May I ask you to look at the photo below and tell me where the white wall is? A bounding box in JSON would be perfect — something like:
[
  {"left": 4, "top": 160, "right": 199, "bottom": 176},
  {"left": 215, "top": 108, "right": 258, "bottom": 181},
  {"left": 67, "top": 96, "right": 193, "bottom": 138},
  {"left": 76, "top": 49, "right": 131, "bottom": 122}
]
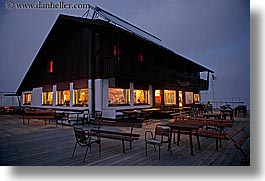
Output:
[
  {"left": 52, "top": 85, "right": 56, "bottom": 106},
  {"left": 69, "top": 82, "right": 73, "bottom": 107},
  {"left": 102, "top": 79, "right": 109, "bottom": 110},
  {"left": 95, "top": 79, "right": 103, "bottom": 111},
  {"left": 129, "top": 82, "right": 134, "bottom": 106},
  {"left": 31, "top": 87, "right": 42, "bottom": 107},
  {"left": 149, "top": 85, "right": 153, "bottom": 107},
  {"left": 88, "top": 79, "right": 92, "bottom": 112}
]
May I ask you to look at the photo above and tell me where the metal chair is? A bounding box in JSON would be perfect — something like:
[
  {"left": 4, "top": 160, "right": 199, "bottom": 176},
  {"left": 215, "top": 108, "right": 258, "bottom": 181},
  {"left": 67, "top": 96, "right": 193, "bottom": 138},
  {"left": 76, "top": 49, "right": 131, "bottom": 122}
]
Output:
[
  {"left": 145, "top": 125, "right": 172, "bottom": 160},
  {"left": 72, "top": 127, "right": 101, "bottom": 162},
  {"left": 77, "top": 109, "right": 90, "bottom": 126},
  {"left": 89, "top": 111, "right": 102, "bottom": 125}
]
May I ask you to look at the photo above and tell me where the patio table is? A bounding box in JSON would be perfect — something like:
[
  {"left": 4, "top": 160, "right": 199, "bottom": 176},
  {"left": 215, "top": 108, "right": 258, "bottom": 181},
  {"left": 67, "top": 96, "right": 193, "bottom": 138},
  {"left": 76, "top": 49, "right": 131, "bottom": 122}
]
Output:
[
  {"left": 203, "top": 113, "right": 221, "bottom": 119},
  {"left": 163, "top": 122, "right": 203, "bottom": 156}
]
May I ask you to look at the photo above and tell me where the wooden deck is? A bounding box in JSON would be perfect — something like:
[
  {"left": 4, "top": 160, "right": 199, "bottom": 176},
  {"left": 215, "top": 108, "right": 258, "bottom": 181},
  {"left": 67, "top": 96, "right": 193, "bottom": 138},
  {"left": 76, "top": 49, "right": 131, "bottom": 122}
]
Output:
[{"left": 0, "top": 114, "right": 250, "bottom": 166}]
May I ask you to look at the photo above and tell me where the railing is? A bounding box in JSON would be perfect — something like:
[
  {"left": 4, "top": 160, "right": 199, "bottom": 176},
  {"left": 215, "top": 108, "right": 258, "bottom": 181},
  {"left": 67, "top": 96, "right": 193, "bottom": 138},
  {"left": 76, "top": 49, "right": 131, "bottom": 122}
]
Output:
[
  {"left": 0, "top": 92, "right": 19, "bottom": 107},
  {"left": 96, "top": 57, "right": 209, "bottom": 90},
  {"left": 211, "top": 97, "right": 245, "bottom": 109}
]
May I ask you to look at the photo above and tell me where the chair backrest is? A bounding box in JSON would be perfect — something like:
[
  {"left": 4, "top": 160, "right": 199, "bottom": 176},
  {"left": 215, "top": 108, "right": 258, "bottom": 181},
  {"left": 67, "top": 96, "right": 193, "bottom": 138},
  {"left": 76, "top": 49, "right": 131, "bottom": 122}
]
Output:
[
  {"left": 83, "top": 109, "right": 90, "bottom": 118},
  {"left": 94, "top": 111, "right": 102, "bottom": 121},
  {"left": 73, "top": 127, "right": 88, "bottom": 146},
  {"left": 155, "top": 126, "right": 170, "bottom": 139}
]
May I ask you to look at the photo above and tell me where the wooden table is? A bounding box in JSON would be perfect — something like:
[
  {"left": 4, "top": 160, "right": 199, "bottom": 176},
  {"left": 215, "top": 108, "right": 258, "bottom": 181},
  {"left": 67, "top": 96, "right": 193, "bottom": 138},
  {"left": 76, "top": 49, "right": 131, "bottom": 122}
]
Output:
[
  {"left": 141, "top": 108, "right": 162, "bottom": 118},
  {"left": 164, "top": 122, "right": 203, "bottom": 156},
  {"left": 183, "top": 107, "right": 193, "bottom": 111},
  {"left": 219, "top": 109, "right": 234, "bottom": 120},
  {"left": 203, "top": 113, "right": 221, "bottom": 119},
  {"left": 234, "top": 106, "right": 247, "bottom": 117},
  {"left": 121, "top": 110, "right": 140, "bottom": 119},
  {"left": 141, "top": 108, "right": 161, "bottom": 112}
]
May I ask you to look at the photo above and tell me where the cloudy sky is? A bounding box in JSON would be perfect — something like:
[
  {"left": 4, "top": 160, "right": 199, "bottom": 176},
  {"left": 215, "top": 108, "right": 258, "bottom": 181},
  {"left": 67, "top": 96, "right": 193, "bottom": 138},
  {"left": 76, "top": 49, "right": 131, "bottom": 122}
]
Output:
[{"left": 0, "top": 0, "right": 250, "bottom": 107}]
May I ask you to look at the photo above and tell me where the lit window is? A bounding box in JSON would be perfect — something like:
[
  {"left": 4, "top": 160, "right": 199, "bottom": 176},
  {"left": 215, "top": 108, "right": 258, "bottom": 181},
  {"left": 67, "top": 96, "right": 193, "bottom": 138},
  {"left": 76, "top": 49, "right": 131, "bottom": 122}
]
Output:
[
  {"left": 178, "top": 91, "right": 183, "bottom": 107},
  {"left": 138, "top": 53, "right": 143, "bottom": 62},
  {"left": 73, "top": 89, "right": 88, "bottom": 106},
  {"left": 56, "top": 90, "right": 70, "bottom": 106},
  {"left": 164, "top": 90, "right": 176, "bottom": 105},
  {"left": 194, "top": 93, "right": 200, "bottom": 104},
  {"left": 23, "top": 93, "right": 31, "bottom": 105},
  {"left": 48, "top": 60, "right": 53, "bottom": 73},
  {"left": 108, "top": 88, "right": 130, "bottom": 106},
  {"left": 134, "top": 90, "right": 149, "bottom": 105},
  {"left": 113, "top": 45, "right": 117, "bottom": 56},
  {"left": 113, "top": 45, "right": 120, "bottom": 60},
  {"left": 185, "top": 91, "right": 194, "bottom": 104},
  {"left": 42, "top": 92, "right": 53, "bottom": 105},
  {"left": 155, "top": 90, "right": 162, "bottom": 106}
]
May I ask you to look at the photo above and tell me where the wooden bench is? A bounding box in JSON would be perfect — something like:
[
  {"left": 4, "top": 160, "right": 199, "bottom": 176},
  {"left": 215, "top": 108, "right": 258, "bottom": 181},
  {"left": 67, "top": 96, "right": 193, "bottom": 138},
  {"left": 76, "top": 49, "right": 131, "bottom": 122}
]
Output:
[
  {"left": 0, "top": 106, "right": 5, "bottom": 114},
  {"left": 22, "top": 109, "right": 56, "bottom": 125},
  {"left": 90, "top": 120, "right": 142, "bottom": 153},
  {"left": 55, "top": 111, "right": 86, "bottom": 126},
  {"left": 170, "top": 110, "right": 199, "bottom": 118},
  {"left": 172, "top": 118, "right": 245, "bottom": 151},
  {"left": 0, "top": 106, "right": 16, "bottom": 114}
]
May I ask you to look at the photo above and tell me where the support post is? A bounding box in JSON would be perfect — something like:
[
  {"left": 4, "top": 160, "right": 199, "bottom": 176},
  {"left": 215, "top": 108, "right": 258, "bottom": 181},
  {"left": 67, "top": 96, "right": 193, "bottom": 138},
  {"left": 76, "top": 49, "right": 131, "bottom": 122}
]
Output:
[
  {"left": 88, "top": 29, "right": 96, "bottom": 115},
  {"left": 70, "top": 82, "right": 73, "bottom": 107},
  {"left": 52, "top": 85, "right": 56, "bottom": 107}
]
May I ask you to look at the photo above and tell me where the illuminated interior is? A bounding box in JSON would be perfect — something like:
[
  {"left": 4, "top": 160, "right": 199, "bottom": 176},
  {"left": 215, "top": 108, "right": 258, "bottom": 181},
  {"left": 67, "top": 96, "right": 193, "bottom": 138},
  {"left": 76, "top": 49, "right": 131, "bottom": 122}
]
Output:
[
  {"left": 57, "top": 90, "right": 70, "bottom": 106},
  {"left": 74, "top": 88, "right": 88, "bottom": 106},
  {"left": 178, "top": 91, "right": 183, "bottom": 107},
  {"left": 138, "top": 53, "right": 143, "bottom": 62},
  {"left": 113, "top": 45, "right": 117, "bottom": 56},
  {"left": 194, "top": 93, "right": 200, "bottom": 104},
  {"left": 113, "top": 45, "right": 120, "bottom": 60},
  {"left": 134, "top": 90, "right": 149, "bottom": 105},
  {"left": 108, "top": 88, "right": 130, "bottom": 106},
  {"left": 42, "top": 92, "right": 53, "bottom": 105},
  {"left": 23, "top": 93, "right": 31, "bottom": 105},
  {"left": 185, "top": 91, "right": 194, "bottom": 104},
  {"left": 155, "top": 90, "right": 162, "bottom": 106},
  {"left": 164, "top": 90, "right": 176, "bottom": 105},
  {"left": 48, "top": 60, "right": 53, "bottom": 73}
]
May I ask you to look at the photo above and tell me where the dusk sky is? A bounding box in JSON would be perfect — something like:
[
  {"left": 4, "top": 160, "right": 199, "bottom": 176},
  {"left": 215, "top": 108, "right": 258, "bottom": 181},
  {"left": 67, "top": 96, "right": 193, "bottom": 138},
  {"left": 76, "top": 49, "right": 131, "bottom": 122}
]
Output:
[{"left": 0, "top": 0, "right": 250, "bottom": 108}]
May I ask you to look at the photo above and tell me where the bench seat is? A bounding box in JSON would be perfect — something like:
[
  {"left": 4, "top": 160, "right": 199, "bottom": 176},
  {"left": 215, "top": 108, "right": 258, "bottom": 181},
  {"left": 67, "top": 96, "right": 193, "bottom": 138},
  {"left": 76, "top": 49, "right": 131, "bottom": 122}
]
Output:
[
  {"left": 90, "top": 120, "right": 142, "bottom": 153},
  {"left": 22, "top": 113, "right": 55, "bottom": 125},
  {"left": 90, "top": 129, "right": 140, "bottom": 142}
]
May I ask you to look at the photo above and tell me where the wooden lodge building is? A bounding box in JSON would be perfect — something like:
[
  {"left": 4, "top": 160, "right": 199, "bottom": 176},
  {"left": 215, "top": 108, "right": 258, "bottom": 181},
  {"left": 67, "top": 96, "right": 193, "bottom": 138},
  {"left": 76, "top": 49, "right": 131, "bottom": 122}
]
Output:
[{"left": 17, "top": 9, "right": 213, "bottom": 119}]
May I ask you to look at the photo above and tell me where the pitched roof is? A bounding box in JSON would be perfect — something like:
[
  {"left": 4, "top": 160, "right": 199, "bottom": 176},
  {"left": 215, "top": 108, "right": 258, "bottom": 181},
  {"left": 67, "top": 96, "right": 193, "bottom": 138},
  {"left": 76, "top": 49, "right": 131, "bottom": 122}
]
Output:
[
  {"left": 62, "top": 14, "right": 214, "bottom": 73},
  {"left": 17, "top": 14, "right": 213, "bottom": 95}
]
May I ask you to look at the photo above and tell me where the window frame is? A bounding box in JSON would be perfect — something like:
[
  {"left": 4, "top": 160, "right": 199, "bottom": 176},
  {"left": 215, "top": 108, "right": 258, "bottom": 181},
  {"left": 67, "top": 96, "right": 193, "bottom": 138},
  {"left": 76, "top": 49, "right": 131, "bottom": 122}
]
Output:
[
  {"left": 164, "top": 90, "right": 177, "bottom": 105},
  {"left": 56, "top": 90, "right": 70, "bottom": 106},
  {"left": 23, "top": 93, "right": 31, "bottom": 105},
  {"left": 73, "top": 88, "right": 89, "bottom": 107},
  {"left": 108, "top": 88, "right": 130, "bottom": 107},
  {"left": 42, "top": 91, "right": 53, "bottom": 105},
  {"left": 185, "top": 91, "right": 194, "bottom": 105},
  {"left": 133, "top": 89, "right": 150, "bottom": 106}
]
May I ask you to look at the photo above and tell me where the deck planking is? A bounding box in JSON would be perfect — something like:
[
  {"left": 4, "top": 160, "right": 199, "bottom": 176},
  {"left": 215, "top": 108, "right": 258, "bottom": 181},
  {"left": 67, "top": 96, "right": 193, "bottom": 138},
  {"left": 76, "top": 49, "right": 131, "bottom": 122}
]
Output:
[{"left": 0, "top": 114, "right": 250, "bottom": 166}]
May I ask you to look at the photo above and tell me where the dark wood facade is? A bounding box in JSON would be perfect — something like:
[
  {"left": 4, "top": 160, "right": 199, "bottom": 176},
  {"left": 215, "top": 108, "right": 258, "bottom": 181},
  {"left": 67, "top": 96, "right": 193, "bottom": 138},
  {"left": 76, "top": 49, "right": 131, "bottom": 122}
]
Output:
[{"left": 17, "top": 14, "right": 213, "bottom": 95}]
